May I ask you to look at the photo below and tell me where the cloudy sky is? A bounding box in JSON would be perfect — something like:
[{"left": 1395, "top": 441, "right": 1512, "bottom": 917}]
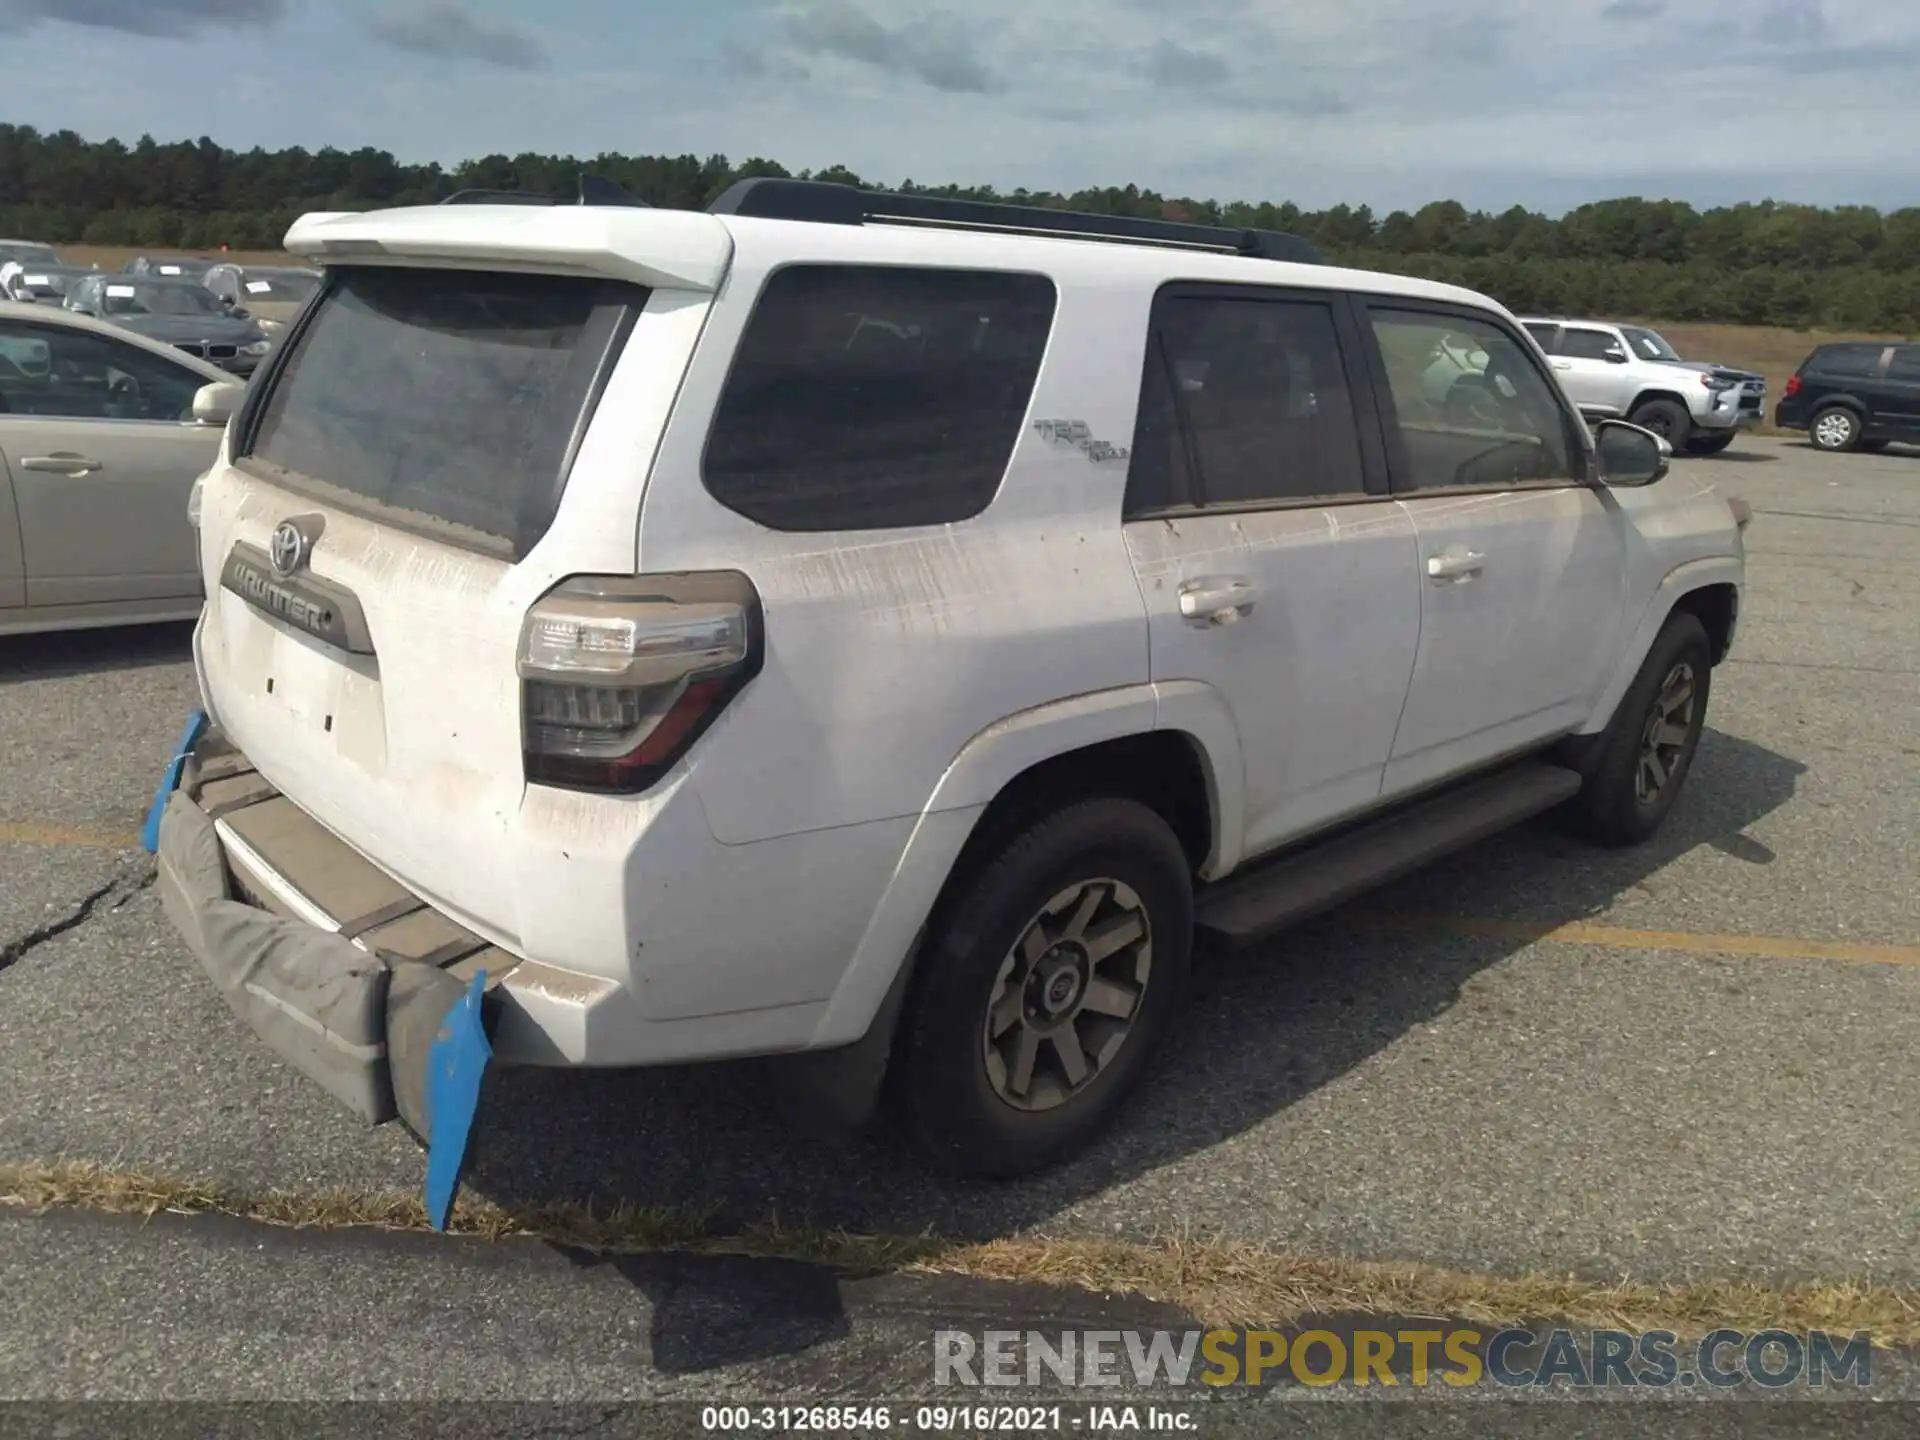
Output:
[{"left": 1, "top": 0, "right": 1915, "bottom": 214}]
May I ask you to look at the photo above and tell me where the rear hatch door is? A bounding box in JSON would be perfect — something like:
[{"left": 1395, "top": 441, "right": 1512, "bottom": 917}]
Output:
[{"left": 194, "top": 206, "right": 730, "bottom": 942}]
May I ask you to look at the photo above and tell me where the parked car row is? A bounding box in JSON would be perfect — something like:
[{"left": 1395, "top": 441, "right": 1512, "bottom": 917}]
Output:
[{"left": 0, "top": 240, "right": 320, "bottom": 378}]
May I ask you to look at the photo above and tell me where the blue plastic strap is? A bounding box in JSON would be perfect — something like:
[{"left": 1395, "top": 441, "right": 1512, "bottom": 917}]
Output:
[
  {"left": 141, "top": 709, "right": 209, "bottom": 854},
  {"left": 424, "top": 971, "right": 492, "bottom": 1232}
]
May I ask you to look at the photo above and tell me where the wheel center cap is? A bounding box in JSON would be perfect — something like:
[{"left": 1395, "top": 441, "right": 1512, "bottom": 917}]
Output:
[{"left": 1030, "top": 945, "right": 1087, "bottom": 1018}]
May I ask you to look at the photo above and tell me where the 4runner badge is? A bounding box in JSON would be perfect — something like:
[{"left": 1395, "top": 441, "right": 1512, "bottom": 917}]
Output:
[{"left": 1034, "top": 418, "right": 1131, "bottom": 464}]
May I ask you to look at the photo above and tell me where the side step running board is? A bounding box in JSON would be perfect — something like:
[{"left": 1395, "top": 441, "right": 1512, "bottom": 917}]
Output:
[{"left": 1194, "top": 761, "right": 1584, "bottom": 949}]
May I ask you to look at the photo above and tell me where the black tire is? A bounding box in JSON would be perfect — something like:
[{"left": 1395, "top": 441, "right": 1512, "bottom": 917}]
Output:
[
  {"left": 1809, "top": 404, "right": 1863, "bottom": 452},
  {"left": 1685, "top": 432, "right": 1736, "bottom": 456},
  {"left": 1628, "top": 397, "right": 1692, "bottom": 450},
  {"left": 893, "top": 798, "right": 1192, "bottom": 1179},
  {"left": 1564, "top": 611, "right": 1713, "bottom": 848}
]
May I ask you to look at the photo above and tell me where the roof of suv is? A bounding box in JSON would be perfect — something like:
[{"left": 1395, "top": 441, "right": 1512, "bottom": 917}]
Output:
[{"left": 283, "top": 183, "right": 1506, "bottom": 318}]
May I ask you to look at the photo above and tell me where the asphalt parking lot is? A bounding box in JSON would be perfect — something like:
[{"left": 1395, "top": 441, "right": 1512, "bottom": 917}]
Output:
[{"left": 2, "top": 433, "right": 1918, "bottom": 1407}]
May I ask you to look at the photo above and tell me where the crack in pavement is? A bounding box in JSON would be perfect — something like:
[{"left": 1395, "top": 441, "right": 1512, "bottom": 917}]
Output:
[{"left": 0, "top": 860, "right": 156, "bottom": 976}]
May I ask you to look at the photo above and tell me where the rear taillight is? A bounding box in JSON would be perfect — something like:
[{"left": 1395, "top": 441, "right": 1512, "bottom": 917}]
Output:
[
  {"left": 518, "top": 572, "right": 763, "bottom": 795},
  {"left": 1783, "top": 374, "right": 1803, "bottom": 398}
]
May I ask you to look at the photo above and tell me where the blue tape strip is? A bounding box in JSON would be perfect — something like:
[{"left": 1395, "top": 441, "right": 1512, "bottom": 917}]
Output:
[
  {"left": 141, "top": 709, "right": 209, "bottom": 854},
  {"left": 424, "top": 971, "right": 492, "bottom": 1233}
]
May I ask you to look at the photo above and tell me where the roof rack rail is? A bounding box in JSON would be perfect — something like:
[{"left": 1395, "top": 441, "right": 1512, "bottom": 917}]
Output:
[
  {"left": 707, "top": 178, "right": 1322, "bottom": 264},
  {"left": 440, "top": 175, "right": 651, "bottom": 208}
]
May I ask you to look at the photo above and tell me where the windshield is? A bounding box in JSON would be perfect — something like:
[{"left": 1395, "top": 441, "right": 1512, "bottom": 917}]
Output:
[
  {"left": 18, "top": 268, "right": 86, "bottom": 295},
  {"left": 142, "top": 258, "right": 215, "bottom": 278},
  {"left": 1619, "top": 326, "right": 1681, "bottom": 361},
  {"left": 238, "top": 270, "right": 321, "bottom": 303},
  {"left": 0, "top": 242, "right": 60, "bottom": 265},
  {"left": 99, "top": 281, "right": 226, "bottom": 317}
]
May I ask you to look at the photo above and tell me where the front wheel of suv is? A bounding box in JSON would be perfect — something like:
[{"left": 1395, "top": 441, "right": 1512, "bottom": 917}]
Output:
[
  {"left": 1563, "top": 610, "right": 1712, "bottom": 849},
  {"left": 894, "top": 798, "right": 1192, "bottom": 1179},
  {"left": 1628, "top": 397, "right": 1692, "bottom": 450},
  {"left": 1810, "top": 405, "right": 1863, "bottom": 452}
]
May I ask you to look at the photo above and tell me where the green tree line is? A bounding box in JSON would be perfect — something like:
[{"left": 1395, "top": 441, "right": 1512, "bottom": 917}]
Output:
[{"left": 2, "top": 125, "right": 1916, "bottom": 331}]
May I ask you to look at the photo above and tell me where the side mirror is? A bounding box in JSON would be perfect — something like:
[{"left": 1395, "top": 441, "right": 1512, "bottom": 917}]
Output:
[
  {"left": 1603, "top": 348, "right": 1629, "bottom": 364},
  {"left": 192, "top": 381, "right": 243, "bottom": 428},
  {"left": 1595, "top": 419, "right": 1671, "bottom": 487},
  {"left": 230, "top": 307, "right": 251, "bottom": 320}
]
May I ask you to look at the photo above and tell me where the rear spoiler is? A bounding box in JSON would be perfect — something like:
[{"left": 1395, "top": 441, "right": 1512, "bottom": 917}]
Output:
[{"left": 282, "top": 202, "right": 732, "bottom": 293}]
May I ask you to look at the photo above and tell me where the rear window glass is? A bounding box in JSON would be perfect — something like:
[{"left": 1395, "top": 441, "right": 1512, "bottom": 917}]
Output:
[
  {"left": 243, "top": 267, "right": 642, "bottom": 558},
  {"left": 703, "top": 264, "right": 1058, "bottom": 532},
  {"left": 1888, "top": 346, "right": 1920, "bottom": 381},
  {"left": 1811, "top": 345, "right": 1882, "bottom": 379}
]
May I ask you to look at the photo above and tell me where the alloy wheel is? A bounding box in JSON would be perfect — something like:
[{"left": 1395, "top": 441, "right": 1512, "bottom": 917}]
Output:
[
  {"left": 1813, "top": 412, "right": 1855, "bottom": 449},
  {"left": 981, "top": 878, "right": 1152, "bottom": 1113},
  {"left": 1635, "top": 662, "right": 1697, "bottom": 805}
]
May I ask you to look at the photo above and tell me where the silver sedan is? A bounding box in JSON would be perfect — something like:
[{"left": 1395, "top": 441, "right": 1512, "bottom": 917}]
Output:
[{"left": 0, "top": 301, "right": 242, "bottom": 635}]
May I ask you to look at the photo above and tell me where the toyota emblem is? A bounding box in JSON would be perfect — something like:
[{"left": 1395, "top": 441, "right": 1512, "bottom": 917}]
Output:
[{"left": 268, "top": 519, "right": 312, "bottom": 579}]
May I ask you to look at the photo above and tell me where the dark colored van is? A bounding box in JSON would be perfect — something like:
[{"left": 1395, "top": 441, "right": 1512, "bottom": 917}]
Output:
[{"left": 1773, "top": 342, "right": 1920, "bottom": 452}]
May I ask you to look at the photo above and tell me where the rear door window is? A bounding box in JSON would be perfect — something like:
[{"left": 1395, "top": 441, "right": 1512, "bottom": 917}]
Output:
[
  {"left": 1522, "top": 323, "right": 1560, "bottom": 352},
  {"left": 1125, "top": 291, "right": 1370, "bottom": 514},
  {"left": 239, "top": 266, "right": 645, "bottom": 559},
  {"left": 1886, "top": 346, "right": 1920, "bottom": 382},
  {"left": 702, "top": 264, "right": 1058, "bottom": 532},
  {"left": 1557, "top": 327, "right": 1626, "bottom": 362},
  {"left": 1812, "top": 345, "right": 1884, "bottom": 379}
]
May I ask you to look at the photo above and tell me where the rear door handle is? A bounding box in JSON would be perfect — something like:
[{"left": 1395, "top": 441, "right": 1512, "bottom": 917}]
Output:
[
  {"left": 1427, "top": 551, "right": 1486, "bottom": 582},
  {"left": 1178, "top": 575, "right": 1256, "bottom": 626},
  {"left": 21, "top": 453, "right": 104, "bottom": 475},
  {"left": 1551, "top": 360, "right": 1574, "bottom": 371}
]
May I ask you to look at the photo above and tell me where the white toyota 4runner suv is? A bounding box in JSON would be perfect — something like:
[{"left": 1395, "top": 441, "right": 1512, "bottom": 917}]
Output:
[
  {"left": 153, "top": 179, "right": 1749, "bottom": 1183},
  {"left": 1513, "top": 318, "right": 1767, "bottom": 456}
]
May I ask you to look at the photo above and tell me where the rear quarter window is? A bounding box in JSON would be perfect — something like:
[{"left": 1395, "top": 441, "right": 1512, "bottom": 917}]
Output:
[
  {"left": 1809, "top": 345, "right": 1883, "bottom": 380},
  {"left": 239, "top": 266, "right": 644, "bottom": 560},
  {"left": 702, "top": 264, "right": 1058, "bottom": 532}
]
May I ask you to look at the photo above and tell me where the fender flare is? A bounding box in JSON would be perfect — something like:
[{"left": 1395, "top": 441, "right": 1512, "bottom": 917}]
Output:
[
  {"left": 1577, "top": 556, "right": 1743, "bottom": 736},
  {"left": 1626, "top": 387, "right": 1699, "bottom": 420},
  {"left": 807, "top": 680, "right": 1244, "bottom": 1050}
]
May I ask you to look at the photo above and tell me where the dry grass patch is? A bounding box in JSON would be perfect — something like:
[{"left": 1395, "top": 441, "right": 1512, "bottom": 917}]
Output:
[{"left": 4, "top": 1160, "right": 1914, "bottom": 1344}]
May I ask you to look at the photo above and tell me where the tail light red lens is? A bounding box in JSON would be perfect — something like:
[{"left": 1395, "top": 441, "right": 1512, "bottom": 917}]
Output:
[
  {"left": 517, "top": 572, "right": 763, "bottom": 794},
  {"left": 1783, "top": 374, "right": 1803, "bottom": 398}
]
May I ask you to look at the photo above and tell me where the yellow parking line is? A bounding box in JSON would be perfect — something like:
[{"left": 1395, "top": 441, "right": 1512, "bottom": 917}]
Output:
[
  {"left": 0, "top": 821, "right": 142, "bottom": 851},
  {"left": 1370, "top": 914, "right": 1920, "bottom": 969}
]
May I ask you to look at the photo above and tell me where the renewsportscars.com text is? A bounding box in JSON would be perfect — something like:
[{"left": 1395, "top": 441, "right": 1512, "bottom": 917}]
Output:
[{"left": 933, "top": 1326, "right": 1873, "bottom": 1391}]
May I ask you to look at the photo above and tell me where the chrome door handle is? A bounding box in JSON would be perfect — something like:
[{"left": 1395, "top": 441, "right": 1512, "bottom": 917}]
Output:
[
  {"left": 21, "top": 453, "right": 103, "bottom": 474},
  {"left": 1178, "top": 575, "right": 1256, "bottom": 626},
  {"left": 1551, "top": 360, "right": 1574, "bottom": 371},
  {"left": 1427, "top": 551, "right": 1486, "bottom": 582}
]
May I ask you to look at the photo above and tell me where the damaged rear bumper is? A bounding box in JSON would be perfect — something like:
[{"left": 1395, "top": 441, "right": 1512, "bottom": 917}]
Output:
[{"left": 153, "top": 725, "right": 520, "bottom": 1137}]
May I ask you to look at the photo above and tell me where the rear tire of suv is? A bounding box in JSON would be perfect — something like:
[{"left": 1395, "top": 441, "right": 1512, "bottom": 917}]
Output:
[
  {"left": 1628, "top": 398, "right": 1692, "bottom": 450},
  {"left": 1685, "top": 432, "right": 1735, "bottom": 456},
  {"left": 894, "top": 798, "right": 1193, "bottom": 1179},
  {"left": 1564, "top": 611, "right": 1712, "bottom": 849},
  {"left": 1809, "top": 405, "right": 1862, "bottom": 452}
]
